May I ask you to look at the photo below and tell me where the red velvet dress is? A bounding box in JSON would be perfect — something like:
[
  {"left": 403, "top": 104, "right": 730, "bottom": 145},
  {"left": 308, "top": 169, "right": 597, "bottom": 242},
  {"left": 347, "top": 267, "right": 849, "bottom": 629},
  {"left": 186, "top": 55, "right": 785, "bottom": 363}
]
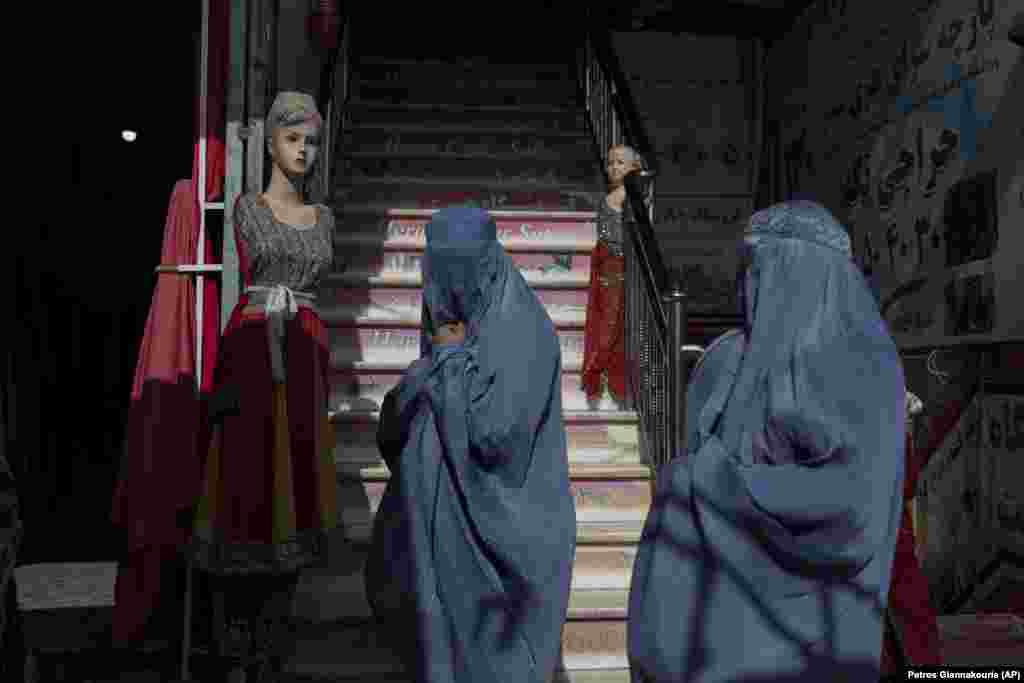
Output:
[
  {"left": 582, "top": 200, "right": 627, "bottom": 402},
  {"left": 880, "top": 429, "right": 942, "bottom": 671}
]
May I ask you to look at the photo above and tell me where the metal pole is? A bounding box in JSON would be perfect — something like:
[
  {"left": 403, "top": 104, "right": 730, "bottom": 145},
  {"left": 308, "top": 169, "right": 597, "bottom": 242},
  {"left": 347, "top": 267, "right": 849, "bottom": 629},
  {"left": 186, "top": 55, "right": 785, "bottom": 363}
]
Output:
[{"left": 663, "top": 280, "right": 688, "bottom": 467}]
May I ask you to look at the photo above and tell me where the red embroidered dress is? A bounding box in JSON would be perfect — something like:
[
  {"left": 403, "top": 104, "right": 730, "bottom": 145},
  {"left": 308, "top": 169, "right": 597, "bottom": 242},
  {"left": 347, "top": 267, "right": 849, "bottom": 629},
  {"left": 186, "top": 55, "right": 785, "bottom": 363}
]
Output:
[
  {"left": 190, "top": 192, "right": 338, "bottom": 574},
  {"left": 582, "top": 199, "right": 627, "bottom": 403}
]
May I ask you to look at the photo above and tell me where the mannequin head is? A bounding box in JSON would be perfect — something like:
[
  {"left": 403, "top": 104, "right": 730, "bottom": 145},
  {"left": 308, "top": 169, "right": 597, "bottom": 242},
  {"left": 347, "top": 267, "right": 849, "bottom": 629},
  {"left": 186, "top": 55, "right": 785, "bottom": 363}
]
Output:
[
  {"left": 606, "top": 145, "right": 643, "bottom": 189},
  {"left": 267, "top": 121, "right": 320, "bottom": 178},
  {"left": 264, "top": 91, "right": 323, "bottom": 196}
]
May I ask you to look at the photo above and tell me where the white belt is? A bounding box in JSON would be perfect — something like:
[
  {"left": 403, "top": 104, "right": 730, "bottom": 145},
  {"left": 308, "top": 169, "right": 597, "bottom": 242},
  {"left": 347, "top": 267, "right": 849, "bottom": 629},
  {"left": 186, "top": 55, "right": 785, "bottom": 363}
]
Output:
[{"left": 245, "top": 285, "right": 316, "bottom": 383}]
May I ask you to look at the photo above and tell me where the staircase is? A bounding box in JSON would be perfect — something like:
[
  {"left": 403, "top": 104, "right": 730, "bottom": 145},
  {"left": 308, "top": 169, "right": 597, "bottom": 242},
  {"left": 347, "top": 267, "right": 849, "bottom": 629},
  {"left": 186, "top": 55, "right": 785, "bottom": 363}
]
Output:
[{"left": 283, "top": 35, "right": 646, "bottom": 683}]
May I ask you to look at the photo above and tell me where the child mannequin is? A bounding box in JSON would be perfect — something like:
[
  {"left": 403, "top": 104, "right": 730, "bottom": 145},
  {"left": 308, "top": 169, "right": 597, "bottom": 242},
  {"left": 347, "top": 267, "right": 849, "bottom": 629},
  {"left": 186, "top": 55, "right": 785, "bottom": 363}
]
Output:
[{"left": 582, "top": 145, "right": 643, "bottom": 408}]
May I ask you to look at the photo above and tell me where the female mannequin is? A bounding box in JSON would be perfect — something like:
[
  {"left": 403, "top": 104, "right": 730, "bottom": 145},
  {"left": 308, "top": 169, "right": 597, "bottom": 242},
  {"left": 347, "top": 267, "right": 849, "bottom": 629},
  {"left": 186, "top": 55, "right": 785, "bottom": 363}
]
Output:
[
  {"left": 581, "top": 145, "right": 642, "bottom": 408},
  {"left": 189, "top": 91, "right": 338, "bottom": 680}
]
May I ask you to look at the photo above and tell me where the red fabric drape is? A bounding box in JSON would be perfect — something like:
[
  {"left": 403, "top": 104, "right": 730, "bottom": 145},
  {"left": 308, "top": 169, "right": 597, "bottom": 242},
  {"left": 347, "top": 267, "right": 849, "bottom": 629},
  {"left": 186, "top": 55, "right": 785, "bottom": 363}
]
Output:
[
  {"left": 111, "top": 0, "right": 226, "bottom": 643},
  {"left": 881, "top": 430, "right": 942, "bottom": 671},
  {"left": 582, "top": 243, "right": 627, "bottom": 402},
  {"left": 111, "top": 181, "right": 206, "bottom": 643}
]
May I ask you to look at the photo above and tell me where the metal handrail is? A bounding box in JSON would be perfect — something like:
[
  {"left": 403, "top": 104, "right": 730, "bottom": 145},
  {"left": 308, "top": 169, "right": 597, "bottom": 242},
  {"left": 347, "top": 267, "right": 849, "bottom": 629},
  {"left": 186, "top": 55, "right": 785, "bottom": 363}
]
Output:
[
  {"left": 319, "top": 10, "right": 352, "bottom": 203},
  {"left": 576, "top": 15, "right": 697, "bottom": 473}
]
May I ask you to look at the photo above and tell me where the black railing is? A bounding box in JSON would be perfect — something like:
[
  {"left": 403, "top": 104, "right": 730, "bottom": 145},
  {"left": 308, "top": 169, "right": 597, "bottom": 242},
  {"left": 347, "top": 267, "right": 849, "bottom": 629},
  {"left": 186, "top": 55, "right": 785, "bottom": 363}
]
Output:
[
  {"left": 576, "top": 19, "right": 702, "bottom": 473},
  {"left": 319, "top": 11, "right": 352, "bottom": 203}
]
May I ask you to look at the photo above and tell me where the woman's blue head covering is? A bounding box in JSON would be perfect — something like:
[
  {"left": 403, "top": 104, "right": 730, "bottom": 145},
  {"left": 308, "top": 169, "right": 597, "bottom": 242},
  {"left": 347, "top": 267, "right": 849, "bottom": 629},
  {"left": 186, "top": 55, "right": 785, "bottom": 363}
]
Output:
[
  {"left": 721, "top": 199, "right": 898, "bottom": 456},
  {"left": 420, "top": 207, "right": 504, "bottom": 351},
  {"left": 628, "top": 199, "right": 906, "bottom": 679},
  {"left": 368, "top": 206, "right": 575, "bottom": 683}
]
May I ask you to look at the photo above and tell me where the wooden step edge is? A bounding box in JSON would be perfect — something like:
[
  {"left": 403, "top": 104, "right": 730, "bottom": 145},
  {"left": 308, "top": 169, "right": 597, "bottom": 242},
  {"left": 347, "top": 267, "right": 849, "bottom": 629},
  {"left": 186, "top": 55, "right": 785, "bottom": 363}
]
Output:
[
  {"left": 332, "top": 523, "right": 642, "bottom": 547},
  {"left": 347, "top": 122, "right": 586, "bottom": 138},
  {"left": 337, "top": 176, "right": 601, "bottom": 192},
  {"left": 343, "top": 463, "right": 650, "bottom": 483},
  {"left": 345, "top": 150, "right": 591, "bottom": 163},
  {"left": 330, "top": 408, "right": 639, "bottom": 424},
  {"left": 287, "top": 605, "right": 628, "bottom": 632},
  {"left": 331, "top": 237, "right": 595, "bottom": 255},
  {"left": 319, "top": 314, "right": 586, "bottom": 330},
  {"left": 322, "top": 272, "right": 591, "bottom": 290},
  {"left": 356, "top": 55, "right": 573, "bottom": 69},
  {"left": 280, "top": 669, "right": 632, "bottom": 683},
  {"left": 348, "top": 99, "right": 584, "bottom": 115},
  {"left": 334, "top": 207, "right": 597, "bottom": 220},
  {"left": 326, "top": 359, "right": 586, "bottom": 374}
]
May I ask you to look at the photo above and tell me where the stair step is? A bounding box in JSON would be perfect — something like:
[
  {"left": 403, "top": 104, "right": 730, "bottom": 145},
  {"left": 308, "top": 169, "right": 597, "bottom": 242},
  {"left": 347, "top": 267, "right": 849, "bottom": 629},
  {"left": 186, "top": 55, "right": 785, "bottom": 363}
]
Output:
[
  {"left": 327, "top": 326, "right": 585, "bottom": 370},
  {"left": 332, "top": 408, "right": 639, "bottom": 424},
  {"left": 282, "top": 671, "right": 631, "bottom": 683},
  {"left": 347, "top": 121, "right": 587, "bottom": 141},
  {"left": 347, "top": 463, "right": 649, "bottom": 482},
  {"left": 346, "top": 100, "right": 586, "bottom": 133},
  {"left": 283, "top": 617, "right": 629, "bottom": 680},
  {"left": 293, "top": 555, "right": 632, "bottom": 624},
  {"left": 356, "top": 56, "right": 574, "bottom": 82},
  {"left": 342, "top": 155, "right": 601, "bottom": 188},
  {"left": 344, "top": 138, "right": 592, "bottom": 167},
  {"left": 324, "top": 519, "right": 642, "bottom": 546},
  {"left": 327, "top": 268, "right": 588, "bottom": 290},
  {"left": 328, "top": 368, "right": 628, "bottom": 414},
  {"left": 346, "top": 149, "right": 591, "bottom": 164},
  {"left": 334, "top": 416, "right": 641, "bottom": 469},
  {"left": 328, "top": 248, "right": 590, "bottom": 288},
  {"left": 335, "top": 474, "right": 651, "bottom": 541},
  {"left": 319, "top": 286, "right": 588, "bottom": 328},
  {"left": 332, "top": 208, "right": 596, "bottom": 252},
  {"left": 355, "top": 81, "right": 577, "bottom": 107},
  {"left": 333, "top": 185, "right": 598, "bottom": 212},
  {"left": 337, "top": 175, "right": 599, "bottom": 198}
]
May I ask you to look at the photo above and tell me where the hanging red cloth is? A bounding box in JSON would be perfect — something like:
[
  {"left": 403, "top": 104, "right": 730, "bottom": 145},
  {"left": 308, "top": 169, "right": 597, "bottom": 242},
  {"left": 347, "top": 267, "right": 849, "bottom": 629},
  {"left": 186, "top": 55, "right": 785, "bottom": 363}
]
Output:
[
  {"left": 880, "top": 428, "right": 942, "bottom": 671},
  {"left": 111, "top": 180, "right": 206, "bottom": 643},
  {"left": 111, "top": 0, "right": 226, "bottom": 644}
]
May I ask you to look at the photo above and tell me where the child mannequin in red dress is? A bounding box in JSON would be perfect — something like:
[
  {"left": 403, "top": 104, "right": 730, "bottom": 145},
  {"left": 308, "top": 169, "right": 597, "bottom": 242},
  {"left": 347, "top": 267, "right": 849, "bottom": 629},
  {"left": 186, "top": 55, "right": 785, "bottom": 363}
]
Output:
[{"left": 582, "top": 145, "right": 642, "bottom": 409}]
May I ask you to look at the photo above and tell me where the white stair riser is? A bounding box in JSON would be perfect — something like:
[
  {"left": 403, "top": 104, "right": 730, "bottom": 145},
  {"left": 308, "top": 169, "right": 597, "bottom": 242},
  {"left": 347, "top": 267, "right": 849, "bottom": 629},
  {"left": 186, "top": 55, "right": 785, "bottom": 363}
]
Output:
[
  {"left": 335, "top": 213, "right": 596, "bottom": 252},
  {"left": 329, "top": 370, "right": 624, "bottom": 414},
  {"left": 284, "top": 618, "right": 629, "bottom": 680},
  {"left": 319, "top": 286, "right": 588, "bottom": 327},
  {"left": 333, "top": 420, "right": 640, "bottom": 469},
  {"left": 329, "top": 326, "right": 585, "bottom": 369},
  {"left": 330, "top": 249, "right": 591, "bottom": 287},
  {"left": 334, "top": 478, "right": 651, "bottom": 532},
  {"left": 292, "top": 546, "right": 636, "bottom": 623}
]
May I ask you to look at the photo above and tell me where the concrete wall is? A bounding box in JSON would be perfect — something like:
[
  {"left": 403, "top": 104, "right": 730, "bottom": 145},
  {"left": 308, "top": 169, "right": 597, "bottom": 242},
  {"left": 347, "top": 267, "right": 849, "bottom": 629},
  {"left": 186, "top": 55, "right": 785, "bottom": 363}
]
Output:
[
  {"left": 611, "top": 32, "right": 760, "bottom": 312},
  {"left": 767, "top": 0, "right": 1022, "bottom": 347},
  {"left": 767, "top": 0, "right": 1023, "bottom": 613}
]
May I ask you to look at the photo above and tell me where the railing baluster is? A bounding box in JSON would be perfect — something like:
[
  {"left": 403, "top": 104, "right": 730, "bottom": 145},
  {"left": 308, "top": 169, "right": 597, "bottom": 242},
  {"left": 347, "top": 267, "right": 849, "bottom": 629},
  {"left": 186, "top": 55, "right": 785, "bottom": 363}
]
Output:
[{"left": 578, "top": 26, "right": 702, "bottom": 476}]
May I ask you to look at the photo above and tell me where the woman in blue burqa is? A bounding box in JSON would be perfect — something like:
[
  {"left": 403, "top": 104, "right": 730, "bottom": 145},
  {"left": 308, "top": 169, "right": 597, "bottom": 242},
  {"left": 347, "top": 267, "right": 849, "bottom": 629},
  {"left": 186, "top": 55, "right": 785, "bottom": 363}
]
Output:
[
  {"left": 628, "top": 200, "right": 905, "bottom": 682},
  {"left": 365, "top": 207, "right": 577, "bottom": 683}
]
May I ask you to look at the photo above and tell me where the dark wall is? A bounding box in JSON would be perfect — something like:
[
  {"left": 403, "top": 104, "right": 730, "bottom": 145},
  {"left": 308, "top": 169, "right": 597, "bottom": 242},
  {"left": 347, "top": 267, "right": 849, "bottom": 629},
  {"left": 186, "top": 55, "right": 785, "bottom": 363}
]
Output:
[{"left": 11, "top": 1, "right": 201, "bottom": 563}]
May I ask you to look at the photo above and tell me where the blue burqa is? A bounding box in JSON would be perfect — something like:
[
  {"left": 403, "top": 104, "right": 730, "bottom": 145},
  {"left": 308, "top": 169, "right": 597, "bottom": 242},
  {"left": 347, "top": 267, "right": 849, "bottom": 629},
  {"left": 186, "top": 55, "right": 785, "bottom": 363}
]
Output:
[
  {"left": 366, "top": 207, "right": 576, "bottom": 683},
  {"left": 627, "top": 201, "right": 905, "bottom": 682}
]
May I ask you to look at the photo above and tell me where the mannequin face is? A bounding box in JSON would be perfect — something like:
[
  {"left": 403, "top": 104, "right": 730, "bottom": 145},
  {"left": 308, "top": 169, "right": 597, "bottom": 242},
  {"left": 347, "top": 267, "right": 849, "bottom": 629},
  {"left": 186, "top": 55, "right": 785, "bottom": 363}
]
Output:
[
  {"left": 267, "top": 122, "right": 320, "bottom": 177},
  {"left": 606, "top": 146, "right": 640, "bottom": 188}
]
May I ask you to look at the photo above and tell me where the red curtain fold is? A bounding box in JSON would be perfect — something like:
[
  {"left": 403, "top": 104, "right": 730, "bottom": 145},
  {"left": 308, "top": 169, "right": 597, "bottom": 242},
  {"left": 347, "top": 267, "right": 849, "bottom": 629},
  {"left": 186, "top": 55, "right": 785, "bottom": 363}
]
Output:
[
  {"left": 881, "top": 431, "right": 942, "bottom": 671},
  {"left": 195, "top": 0, "right": 228, "bottom": 204},
  {"left": 111, "top": 180, "right": 205, "bottom": 643},
  {"left": 111, "top": 0, "right": 227, "bottom": 644}
]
